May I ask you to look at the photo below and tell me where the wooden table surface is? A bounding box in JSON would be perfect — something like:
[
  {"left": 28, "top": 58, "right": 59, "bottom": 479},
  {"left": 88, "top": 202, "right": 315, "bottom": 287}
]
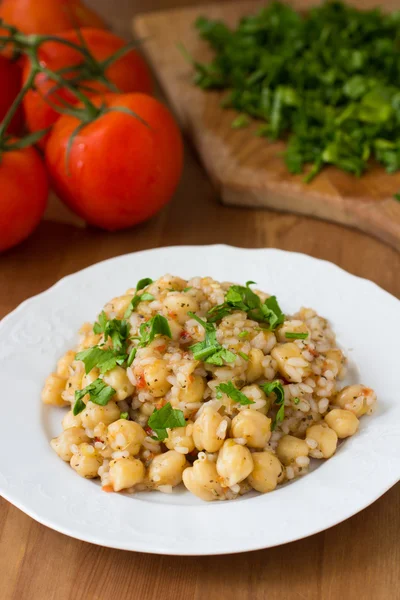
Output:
[{"left": 1, "top": 1, "right": 399, "bottom": 598}]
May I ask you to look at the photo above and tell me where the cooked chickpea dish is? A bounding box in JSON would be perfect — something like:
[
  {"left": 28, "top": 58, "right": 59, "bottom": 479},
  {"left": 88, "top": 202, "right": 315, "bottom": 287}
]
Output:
[{"left": 43, "top": 275, "right": 377, "bottom": 501}]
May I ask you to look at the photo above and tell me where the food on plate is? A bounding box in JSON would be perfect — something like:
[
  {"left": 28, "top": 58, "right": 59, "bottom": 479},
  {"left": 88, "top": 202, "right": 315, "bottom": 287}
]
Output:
[
  {"left": 44, "top": 275, "right": 377, "bottom": 501},
  {"left": 191, "top": 1, "right": 400, "bottom": 181},
  {"left": 22, "top": 28, "right": 153, "bottom": 140},
  {"left": 0, "top": 144, "right": 48, "bottom": 252},
  {"left": 0, "top": 0, "right": 106, "bottom": 36},
  {"left": 45, "top": 93, "right": 183, "bottom": 231}
]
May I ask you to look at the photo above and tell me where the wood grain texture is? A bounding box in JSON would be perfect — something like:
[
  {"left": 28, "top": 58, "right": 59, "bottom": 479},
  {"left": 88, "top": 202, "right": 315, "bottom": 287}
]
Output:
[
  {"left": 133, "top": 0, "right": 400, "bottom": 252},
  {"left": 0, "top": 1, "right": 399, "bottom": 599}
]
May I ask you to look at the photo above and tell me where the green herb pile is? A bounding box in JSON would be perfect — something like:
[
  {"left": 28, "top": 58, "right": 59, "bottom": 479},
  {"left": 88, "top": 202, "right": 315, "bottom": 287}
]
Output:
[{"left": 192, "top": 1, "right": 400, "bottom": 181}]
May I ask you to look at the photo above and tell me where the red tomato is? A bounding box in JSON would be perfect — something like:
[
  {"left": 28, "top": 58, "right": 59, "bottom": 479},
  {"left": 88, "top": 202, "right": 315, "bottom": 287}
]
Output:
[
  {"left": 0, "top": 145, "right": 48, "bottom": 252},
  {"left": 45, "top": 93, "right": 183, "bottom": 231},
  {"left": 0, "top": 56, "right": 23, "bottom": 135},
  {"left": 0, "top": 0, "right": 106, "bottom": 35},
  {"left": 22, "top": 28, "right": 153, "bottom": 140}
]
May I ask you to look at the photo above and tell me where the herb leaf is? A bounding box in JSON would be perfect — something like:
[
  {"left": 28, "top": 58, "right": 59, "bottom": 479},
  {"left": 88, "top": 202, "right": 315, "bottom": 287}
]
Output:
[
  {"left": 120, "top": 412, "right": 129, "bottom": 419},
  {"left": 93, "top": 311, "right": 130, "bottom": 352},
  {"left": 208, "top": 282, "right": 284, "bottom": 329},
  {"left": 216, "top": 381, "right": 254, "bottom": 405},
  {"left": 73, "top": 378, "right": 116, "bottom": 415},
  {"left": 188, "top": 312, "right": 236, "bottom": 364},
  {"left": 148, "top": 402, "right": 186, "bottom": 441},
  {"left": 285, "top": 332, "right": 309, "bottom": 340},
  {"left": 138, "top": 314, "right": 172, "bottom": 347},
  {"left": 76, "top": 347, "right": 127, "bottom": 374},
  {"left": 124, "top": 278, "right": 155, "bottom": 318},
  {"left": 261, "top": 380, "right": 285, "bottom": 429}
]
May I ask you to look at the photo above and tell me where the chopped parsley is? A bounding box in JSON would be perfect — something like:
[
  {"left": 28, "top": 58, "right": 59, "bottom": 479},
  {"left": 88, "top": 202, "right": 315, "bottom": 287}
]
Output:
[
  {"left": 238, "top": 351, "right": 249, "bottom": 361},
  {"left": 193, "top": 2, "right": 400, "bottom": 181},
  {"left": 238, "top": 330, "right": 249, "bottom": 338},
  {"left": 261, "top": 380, "right": 285, "bottom": 430},
  {"left": 208, "top": 281, "right": 284, "bottom": 329},
  {"left": 76, "top": 346, "right": 127, "bottom": 374},
  {"left": 188, "top": 312, "right": 236, "bottom": 365},
  {"left": 216, "top": 381, "right": 254, "bottom": 405},
  {"left": 285, "top": 332, "right": 309, "bottom": 340},
  {"left": 182, "top": 286, "right": 193, "bottom": 292},
  {"left": 137, "top": 314, "right": 172, "bottom": 347},
  {"left": 231, "top": 114, "right": 250, "bottom": 129},
  {"left": 124, "top": 278, "right": 154, "bottom": 318},
  {"left": 93, "top": 311, "right": 130, "bottom": 352},
  {"left": 293, "top": 397, "right": 300, "bottom": 405},
  {"left": 394, "top": 192, "right": 400, "bottom": 202},
  {"left": 147, "top": 402, "right": 186, "bottom": 441},
  {"left": 73, "top": 378, "right": 116, "bottom": 416},
  {"left": 120, "top": 412, "right": 129, "bottom": 419},
  {"left": 127, "top": 347, "right": 137, "bottom": 367}
]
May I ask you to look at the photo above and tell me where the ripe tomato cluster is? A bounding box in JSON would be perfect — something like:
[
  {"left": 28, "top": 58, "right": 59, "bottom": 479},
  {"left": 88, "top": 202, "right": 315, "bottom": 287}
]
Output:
[{"left": 0, "top": 0, "right": 183, "bottom": 253}]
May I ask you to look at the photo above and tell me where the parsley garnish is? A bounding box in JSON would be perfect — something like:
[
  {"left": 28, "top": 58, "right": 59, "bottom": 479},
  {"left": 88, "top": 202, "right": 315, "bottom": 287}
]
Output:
[
  {"left": 137, "top": 314, "right": 172, "bottom": 347},
  {"left": 293, "top": 397, "right": 300, "bottom": 405},
  {"left": 182, "top": 286, "right": 193, "bottom": 292},
  {"left": 93, "top": 312, "right": 130, "bottom": 352},
  {"left": 285, "top": 332, "right": 309, "bottom": 340},
  {"left": 188, "top": 312, "right": 236, "bottom": 364},
  {"left": 208, "top": 281, "right": 284, "bottom": 329},
  {"left": 261, "top": 380, "right": 285, "bottom": 430},
  {"left": 124, "top": 278, "right": 154, "bottom": 318},
  {"left": 238, "top": 351, "right": 249, "bottom": 361},
  {"left": 73, "top": 378, "right": 116, "bottom": 416},
  {"left": 76, "top": 347, "right": 127, "bottom": 374},
  {"left": 193, "top": 2, "right": 400, "bottom": 181},
  {"left": 127, "top": 347, "right": 137, "bottom": 367},
  {"left": 147, "top": 402, "right": 186, "bottom": 441},
  {"left": 120, "top": 412, "right": 129, "bottom": 419},
  {"left": 231, "top": 114, "right": 250, "bottom": 129},
  {"left": 238, "top": 330, "right": 249, "bottom": 338},
  {"left": 216, "top": 381, "right": 254, "bottom": 405},
  {"left": 394, "top": 193, "right": 400, "bottom": 202}
]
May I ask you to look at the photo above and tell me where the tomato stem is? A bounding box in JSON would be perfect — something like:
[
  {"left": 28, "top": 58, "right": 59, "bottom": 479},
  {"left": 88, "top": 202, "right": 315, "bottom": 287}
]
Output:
[{"left": 0, "top": 66, "right": 37, "bottom": 146}]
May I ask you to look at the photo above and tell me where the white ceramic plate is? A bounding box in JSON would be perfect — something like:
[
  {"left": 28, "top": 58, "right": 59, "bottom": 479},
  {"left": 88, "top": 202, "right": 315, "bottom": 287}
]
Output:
[{"left": 1, "top": 245, "right": 399, "bottom": 555}]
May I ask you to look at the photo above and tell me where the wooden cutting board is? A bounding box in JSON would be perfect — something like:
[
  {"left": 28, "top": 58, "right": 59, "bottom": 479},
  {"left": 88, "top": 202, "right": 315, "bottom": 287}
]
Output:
[{"left": 133, "top": 0, "right": 400, "bottom": 251}]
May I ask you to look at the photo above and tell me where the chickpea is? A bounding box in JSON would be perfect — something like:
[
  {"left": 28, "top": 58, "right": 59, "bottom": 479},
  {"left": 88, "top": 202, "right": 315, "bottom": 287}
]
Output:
[
  {"left": 81, "top": 367, "right": 100, "bottom": 390},
  {"left": 70, "top": 443, "right": 102, "bottom": 478},
  {"left": 238, "top": 385, "right": 270, "bottom": 414},
  {"left": 81, "top": 400, "right": 120, "bottom": 429},
  {"left": 165, "top": 423, "right": 195, "bottom": 453},
  {"left": 142, "top": 359, "right": 171, "bottom": 397},
  {"left": 168, "top": 319, "right": 183, "bottom": 341},
  {"left": 163, "top": 293, "right": 200, "bottom": 325},
  {"left": 271, "top": 343, "right": 311, "bottom": 383},
  {"left": 276, "top": 435, "right": 309, "bottom": 466},
  {"left": 332, "top": 384, "right": 376, "bottom": 417},
  {"left": 56, "top": 350, "right": 76, "bottom": 379},
  {"left": 62, "top": 369, "right": 83, "bottom": 403},
  {"left": 231, "top": 409, "right": 271, "bottom": 448},
  {"left": 179, "top": 374, "right": 206, "bottom": 404},
  {"left": 248, "top": 452, "right": 284, "bottom": 493},
  {"left": 103, "top": 366, "right": 134, "bottom": 401},
  {"left": 104, "top": 294, "right": 133, "bottom": 318},
  {"left": 148, "top": 450, "right": 187, "bottom": 487},
  {"left": 324, "top": 349, "right": 346, "bottom": 378},
  {"left": 276, "top": 321, "right": 309, "bottom": 344},
  {"left": 193, "top": 405, "right": 226, "bottom": 452},
  {"left": 324, "top": 409, "right": 359, "bottom": 438},
  {"left": 41, "top": 373, "right": 69, "bottom": 407},
  {"left": 109, "top": 457, "right": 145, "bottom": 491},
  {"left": 149, "top": 275, "right": 186, "bottom": 294},
  {"left": 107, "top": 420, "right": 146, "bottom": 455},
  {"left": 50, "top": 427, "right": 89, "bottom": 461},
  {"left": 182, "top": 459, "right": 226, "bottom": 501},
  {"left": 216, "top": 439, "right": 254, "bottom": 487},
  {"left": 62, "top": 410, "right": 82, "bottom": 430},
  {"left": 306, "top": 424, "right": 337, "bottom": 458},
  {"left": 246, "top": 348, "right": 264, "bottom": 383}
]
